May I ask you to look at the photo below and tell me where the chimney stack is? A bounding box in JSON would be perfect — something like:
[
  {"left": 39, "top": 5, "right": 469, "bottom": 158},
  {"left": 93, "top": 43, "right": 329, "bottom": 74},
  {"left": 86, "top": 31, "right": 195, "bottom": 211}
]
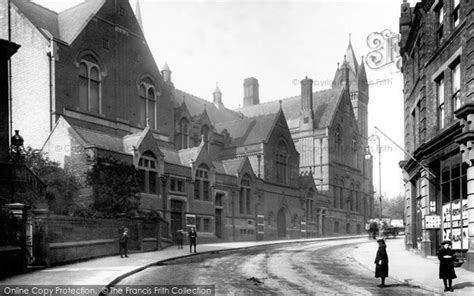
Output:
[
  {"left": 243, "top": 77, "right": 259, "bottom": 107},
  {"left": 301, "top": 76, "right": 313, "bottom": 111}
]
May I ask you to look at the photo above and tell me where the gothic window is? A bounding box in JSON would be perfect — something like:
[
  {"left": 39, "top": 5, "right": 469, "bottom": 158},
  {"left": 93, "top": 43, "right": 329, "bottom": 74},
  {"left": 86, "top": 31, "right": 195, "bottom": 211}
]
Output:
[
  {"left": 137, "top": 151, "right": 159, "bottom": 195},
  {"left": 333, "top": 181, "right": 338, "bottom": 208},
  {"left": 240, "top": 174, "right": 251, "bottom": 214},
  {"left": 339, "top": 180, "right": 345, "bottom": 210},
  {"left": 292, "top": 214, "right": 299, "bottom": 228},
  {"left": 335, "top": 127, "right": 342, "bottom": 161},
  {"left": 178, "top": 118, "right": 189, "bottom": 149},
  {"left": 195, "top": 164, "right": 210, "bottom": 201},
  {"left": 79, "top": 55, "right": 101, "bottom": 114},
  {"left": 352, "top": 136, "right": 358, "bottom": 168},
  {"left": 275, "top": 140, "right": 288, "bottom": 184},
  {"left": 139, "top": 78, "right": 158, "bottom": 129},
  {"left": 267, "top": 212, "right": 274, "bottom": 227}
]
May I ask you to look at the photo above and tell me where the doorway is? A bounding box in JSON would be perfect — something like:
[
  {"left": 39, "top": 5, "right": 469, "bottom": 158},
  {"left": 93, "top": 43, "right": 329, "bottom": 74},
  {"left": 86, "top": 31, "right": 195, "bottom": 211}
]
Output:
[
  {"left": 170, "top": 200, "right": 184, "bottom": 242},
  {"left": 277, "top": 208, "right": 286, "bottom": 238}
]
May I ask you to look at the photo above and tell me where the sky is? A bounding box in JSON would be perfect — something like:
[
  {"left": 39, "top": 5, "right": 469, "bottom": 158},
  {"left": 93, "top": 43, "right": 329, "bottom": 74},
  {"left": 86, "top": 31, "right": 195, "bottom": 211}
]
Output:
[{"left": 33, "top": 0, "right": 419, "bottom": 199}]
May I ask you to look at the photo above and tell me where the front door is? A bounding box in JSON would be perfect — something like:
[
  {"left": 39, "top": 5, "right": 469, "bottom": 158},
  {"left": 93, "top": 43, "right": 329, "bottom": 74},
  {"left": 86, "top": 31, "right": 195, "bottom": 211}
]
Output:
[{"left": 277, "top": 208, "right": 286, "bottom": 238}]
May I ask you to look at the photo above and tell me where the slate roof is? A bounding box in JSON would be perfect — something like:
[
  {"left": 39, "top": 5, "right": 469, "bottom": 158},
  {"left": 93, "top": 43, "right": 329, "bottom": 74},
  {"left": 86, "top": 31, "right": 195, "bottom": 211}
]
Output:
[
  {"left": 235, "top": 88, "right": 344, "bottom": 130},
  {"left": 222, "top": 158, "right": 244, "bottom": 176},
  {"left": 174, "top": 89, "right": 242, "bottom": 124},
  {"left": 11, "top": 0, "right": 105, "bottom": 44},
  {"left": 215, "top": 112, "right": 278, "bottom": 147},
  {"left": 71, "top": 124, "right": 125, "bottom": 153}
]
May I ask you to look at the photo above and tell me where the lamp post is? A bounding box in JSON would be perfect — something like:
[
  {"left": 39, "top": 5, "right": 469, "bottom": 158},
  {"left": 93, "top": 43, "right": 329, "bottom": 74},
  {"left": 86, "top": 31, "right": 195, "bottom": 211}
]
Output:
[{"left": 365, "top": 134, "right": 382, "bottom": 221}]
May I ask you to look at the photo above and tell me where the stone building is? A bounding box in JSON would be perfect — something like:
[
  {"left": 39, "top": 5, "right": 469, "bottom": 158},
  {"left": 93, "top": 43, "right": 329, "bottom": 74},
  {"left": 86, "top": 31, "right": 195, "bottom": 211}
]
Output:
[
  {"left": 2, "top": 0, "right": 330, "bottom": 242},
  {"left": 399, "top": 0, "right": 474, "bottom": 270},
  {"left": 236, "top": 42, "right": 374, "bottom": 236}
]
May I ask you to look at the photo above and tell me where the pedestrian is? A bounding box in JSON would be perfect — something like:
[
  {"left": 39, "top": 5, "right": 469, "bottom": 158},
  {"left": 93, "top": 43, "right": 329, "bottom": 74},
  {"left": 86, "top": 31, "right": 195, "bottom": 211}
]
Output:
[
  {"left": 437, "top": 239, "right": 457, "bottom": 292},
  {"left": 119, "top": 228, "right": 129, "bottom": 258},
  {"left": 176, "top": 228, "right": 184, "bottom": 249},
  {"left": 188, "top": 227, "right": 197, "bottom": 253},
  {"left": 374, "top": 238, "right": 388, "bottom": 287},
  {"left": 369, "top": 221, "right": 378, "bottom": 240}
]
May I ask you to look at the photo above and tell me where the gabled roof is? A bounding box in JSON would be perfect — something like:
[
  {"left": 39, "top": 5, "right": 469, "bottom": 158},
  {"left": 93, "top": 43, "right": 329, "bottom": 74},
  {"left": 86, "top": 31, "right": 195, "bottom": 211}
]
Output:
[
  {"left": 235, "top": 88, "right": 344, "bottom": 130},
  {"left": 174, "top": 89, "right": 242, "bottom": 124},
  {"left": 222, "top": 158, "right": 244, "bottom": 176},
  {"left": 73, "top": 124, "right": 125, "bottom": 152},
  {"left": 11, "top": 0, "right": 106, "bottom": 44},
  {"left": 215, "top": 112, "right": 278, "bottom": 147}
]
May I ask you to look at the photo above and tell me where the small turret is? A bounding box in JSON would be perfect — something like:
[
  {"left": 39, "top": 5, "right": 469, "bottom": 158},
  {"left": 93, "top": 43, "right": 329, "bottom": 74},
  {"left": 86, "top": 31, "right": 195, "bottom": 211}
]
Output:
[
  {"left": 162, "top": 62, "right": 171, "bottom": 83},
  {"left": 213, "top": 83, "right": 222, "bottom": 108}
]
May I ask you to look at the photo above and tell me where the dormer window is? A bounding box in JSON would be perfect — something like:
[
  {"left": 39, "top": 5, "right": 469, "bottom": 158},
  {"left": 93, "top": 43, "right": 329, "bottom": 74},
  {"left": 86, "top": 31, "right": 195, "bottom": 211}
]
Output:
[
  {"left": 137, "top": 152, "right": 159, "bottom": 195},
  {"left": 194, "top": 165, "right": 210, "bottom": 201}
]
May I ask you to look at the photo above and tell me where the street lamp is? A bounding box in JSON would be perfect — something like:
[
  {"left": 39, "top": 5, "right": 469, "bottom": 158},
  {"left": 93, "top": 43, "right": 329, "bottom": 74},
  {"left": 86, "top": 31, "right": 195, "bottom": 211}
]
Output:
[{"left": 365, "top": 133, "right": 382, "bottom": 221}]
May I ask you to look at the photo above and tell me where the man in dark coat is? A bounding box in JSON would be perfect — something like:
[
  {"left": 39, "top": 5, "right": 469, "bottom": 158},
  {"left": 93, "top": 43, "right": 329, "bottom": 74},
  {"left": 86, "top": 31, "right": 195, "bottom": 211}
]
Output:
[
  {"left": 119, "top": 228, "right": 129, "bottom": 258},
  {"left": 188, "top": 227, "right": 197, "bottom": 253},
  {"left": 437, "top": 240, "right": 457, "bottom": 292},
  {"left": 374, "top": 238, "right": 388, "bottom": 287}
]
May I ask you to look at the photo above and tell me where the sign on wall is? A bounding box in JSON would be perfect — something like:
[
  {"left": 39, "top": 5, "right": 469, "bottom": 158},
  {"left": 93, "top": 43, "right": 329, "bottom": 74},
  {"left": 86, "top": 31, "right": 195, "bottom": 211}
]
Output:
[
  {"left": 425, "top": 215, "right": 441, "bottom": 229},
  {"left": 442, "top": 199, "right": 468, "bottom": 249}
]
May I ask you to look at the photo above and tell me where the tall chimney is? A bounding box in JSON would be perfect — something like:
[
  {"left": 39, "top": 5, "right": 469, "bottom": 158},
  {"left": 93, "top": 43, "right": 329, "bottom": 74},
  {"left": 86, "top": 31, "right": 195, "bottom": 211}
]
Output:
[
  {"left": 0, "top": 40, "right": 20, "bottom": 161},
  {"left": 300, "top": 76, "right": 314, "bottom": 128},
  {"left": 243, "top": 77, "right": 259, "bottom": 107}
]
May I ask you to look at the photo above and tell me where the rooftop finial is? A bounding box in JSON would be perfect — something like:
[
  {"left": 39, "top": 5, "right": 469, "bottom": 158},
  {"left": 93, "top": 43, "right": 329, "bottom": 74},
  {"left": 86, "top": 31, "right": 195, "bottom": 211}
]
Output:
[{"left": 349, "top": 33, "right": 352, "bottom": 46}]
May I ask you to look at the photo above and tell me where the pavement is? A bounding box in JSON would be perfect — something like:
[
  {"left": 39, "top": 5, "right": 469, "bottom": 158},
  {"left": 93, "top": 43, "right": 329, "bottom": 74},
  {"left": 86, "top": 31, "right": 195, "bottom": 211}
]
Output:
[
  {"left": 1, "top": 235, "right": 473, "bottom": 295},
  {"left": 352, "top": 237, "right": 474, "bottom": 295}
]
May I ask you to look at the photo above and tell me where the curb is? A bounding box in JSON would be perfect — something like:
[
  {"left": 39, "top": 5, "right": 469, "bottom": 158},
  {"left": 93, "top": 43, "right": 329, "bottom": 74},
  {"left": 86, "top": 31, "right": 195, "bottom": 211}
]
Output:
[{"left": 102, "top": 235, "right": 367, "bottom": 293}]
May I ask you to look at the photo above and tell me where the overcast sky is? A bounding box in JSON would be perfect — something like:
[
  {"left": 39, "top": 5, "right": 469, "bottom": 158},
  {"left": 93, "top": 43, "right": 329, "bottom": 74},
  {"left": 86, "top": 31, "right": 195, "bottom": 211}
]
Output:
[{"left": 34, "top": 0, "right": 418, "bottom": 199}]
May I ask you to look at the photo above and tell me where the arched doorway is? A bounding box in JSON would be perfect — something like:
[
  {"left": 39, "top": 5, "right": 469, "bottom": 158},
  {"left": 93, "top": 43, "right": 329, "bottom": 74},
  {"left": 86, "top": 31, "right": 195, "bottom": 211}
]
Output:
[{"left": 277, "top": 208, "right": 286, "bottom": 238}]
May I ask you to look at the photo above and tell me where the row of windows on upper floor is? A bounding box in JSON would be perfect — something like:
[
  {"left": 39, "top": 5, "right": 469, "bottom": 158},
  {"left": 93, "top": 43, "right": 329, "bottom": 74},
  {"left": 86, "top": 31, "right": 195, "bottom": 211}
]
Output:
[
  {"left": 78, "top": 54, "right": 159, "bottom": 130},
  {"left": 409, "top": 0, "right": 462, "bottom": 84},
  {"left": 410, "top": 57, "right": 460, "bottom": 148}
]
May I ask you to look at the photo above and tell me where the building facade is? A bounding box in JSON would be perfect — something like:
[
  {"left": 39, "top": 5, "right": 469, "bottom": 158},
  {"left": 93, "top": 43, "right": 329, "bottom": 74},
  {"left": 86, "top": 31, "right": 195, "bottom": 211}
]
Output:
[
  {"left": 399, "top": 0, "right": 474, "bottom": 270},
  {"left": 2, "top": 0, "right": 336, "bottom": 243},
  {"left": 236, "top": 43, "right": 374, "bottom": 237}
]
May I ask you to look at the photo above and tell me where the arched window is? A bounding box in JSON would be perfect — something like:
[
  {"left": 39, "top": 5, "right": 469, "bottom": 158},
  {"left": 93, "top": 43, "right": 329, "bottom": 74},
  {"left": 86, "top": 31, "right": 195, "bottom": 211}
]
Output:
[
  {"left": 79, "top": 55, "right": 101, "bottom": 114},
  {"left": 276, "top": 140, "right": 288, "bottom": 184},
  {"left": 335, "top": 126, "right": 342, "bottom": 160},
  {"left": 352, "top": 136, "right": 358, "bottom": 168},
  {"left": 333, "top": 178, "right": 339, "bottom": 208},
  {"left": 200, "top": 125, "right": 210, "bottom": 149},
  {"left": 240, "top": 174, "right": 252, "bottom": 215},
  {"left": 139, "top": 78, "right": 158, "bottom": 129},
  {"left": 179, "top": 118, "right": 189, "bottom": 149},
  {"left": 137, "top": 151, "right": 159, "bottom": 194},
  {"left": 194, "top": 164, "right": 210, "bottom": 201}
]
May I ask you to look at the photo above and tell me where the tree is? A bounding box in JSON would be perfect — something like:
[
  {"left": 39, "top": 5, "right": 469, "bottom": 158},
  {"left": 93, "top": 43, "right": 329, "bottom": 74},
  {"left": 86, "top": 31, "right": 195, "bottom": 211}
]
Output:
[
  {"left": 24, "top": 147, "right": 79, "bottom": 213},
  {"left": 381, "top": 194, "right": 405, "bottom": 220},
  {"left": 87, "top": 156, "right": 139, "bottom": 218}
]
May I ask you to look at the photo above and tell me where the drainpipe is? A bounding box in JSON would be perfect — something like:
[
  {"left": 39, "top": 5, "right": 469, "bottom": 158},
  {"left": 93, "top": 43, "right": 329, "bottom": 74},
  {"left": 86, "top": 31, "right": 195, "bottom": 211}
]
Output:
[{"left": 46, "top": 32, "right": 56, "bottom": 132}]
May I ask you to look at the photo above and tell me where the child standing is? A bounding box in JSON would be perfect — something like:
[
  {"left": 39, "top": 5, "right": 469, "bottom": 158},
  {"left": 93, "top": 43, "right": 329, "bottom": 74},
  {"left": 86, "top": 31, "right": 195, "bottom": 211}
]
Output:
[
  {"left": 374, "top": 238, "right": 389, "bottom": 287},
  {"left": 438, "top": 240, "right": 457, "bottom": 292}
]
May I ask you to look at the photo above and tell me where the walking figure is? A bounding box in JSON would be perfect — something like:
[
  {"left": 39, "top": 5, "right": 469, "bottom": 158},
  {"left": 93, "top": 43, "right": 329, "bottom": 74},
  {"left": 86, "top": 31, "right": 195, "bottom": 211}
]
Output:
[
  {"left": 438, "top": 240, "right": 456, "bottom": 292},
  {"left": 119, "top": 228, "right": 129, "bottom": 258},
  {"left": 369, "top": 221, "right": 379, "bottom": 239},
  {"left": 176, "top": 228, "right": 184, "bottom": 249},
  {"left": 374, "top": 238, "right": 388, "bottom": 287},
  {"left": 188, "top": 227, "right": 197, "bottom": 253}
]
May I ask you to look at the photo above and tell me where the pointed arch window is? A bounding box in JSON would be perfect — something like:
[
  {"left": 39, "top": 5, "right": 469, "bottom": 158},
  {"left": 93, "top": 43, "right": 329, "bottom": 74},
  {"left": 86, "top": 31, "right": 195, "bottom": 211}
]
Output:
[
  {"left": 194, "top": 164, "right": 210, "bottom": 201},
  {"left": 139, "top": 79, "right": 158, "bottom": 129},
  {"left": 178, "top": 118, "right": 189, "bottom": 149},
  {"left": 352, "top": 136, "right": 358, "bottom": 168},
  {"left": 200, "top": 125, "right": 210, "bottom": 149},
  {"left": 335, "top": 127, "right": 342, "bottom": 160},
  {"left": 240, "top": 174, "right": 252, "bottom": 214},
  {"left": 79, "top": 56, "right": 101, "bottom": 114},
  {"left": 276, "top": 140, "right": 288, "bottom": 184}
]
